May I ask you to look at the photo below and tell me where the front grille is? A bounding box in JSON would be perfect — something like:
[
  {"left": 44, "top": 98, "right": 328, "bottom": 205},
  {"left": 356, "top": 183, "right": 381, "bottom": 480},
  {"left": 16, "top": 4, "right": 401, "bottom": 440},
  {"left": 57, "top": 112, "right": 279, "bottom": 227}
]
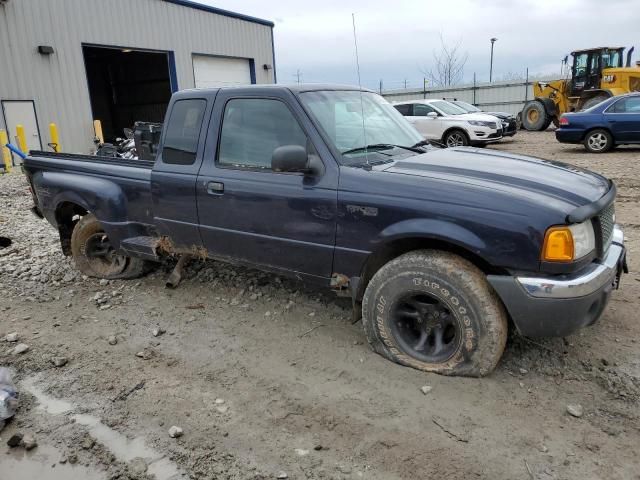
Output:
[{"left": 597, "top": 203, "right": 615, "bottom": 253}]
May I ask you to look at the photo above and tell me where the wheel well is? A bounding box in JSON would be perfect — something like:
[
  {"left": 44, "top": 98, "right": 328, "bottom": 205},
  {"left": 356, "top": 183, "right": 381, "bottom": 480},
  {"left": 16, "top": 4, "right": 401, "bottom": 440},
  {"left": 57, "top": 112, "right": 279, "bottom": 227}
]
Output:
[
  {"left": 441, "top": 127, "right": 469, "bottom": 142},
  {"left": 356, "top": 237, "right": 508, "bottom": 301},
  {"left": 55, "top": 202, "right": 88, "bottom": 255},
  {"left": 582, "top": 126, "right": 612, "bottom": 142}
]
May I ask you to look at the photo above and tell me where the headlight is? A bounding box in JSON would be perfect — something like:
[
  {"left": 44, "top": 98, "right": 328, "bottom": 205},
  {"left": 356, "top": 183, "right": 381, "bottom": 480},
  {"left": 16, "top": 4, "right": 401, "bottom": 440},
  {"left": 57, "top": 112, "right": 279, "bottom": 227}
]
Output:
[
  {"left": 542, "top": 221, "right": 595, "bottom": 262},
  {"left": 468, "top": 120, "right": 496, "bottom": 128}
]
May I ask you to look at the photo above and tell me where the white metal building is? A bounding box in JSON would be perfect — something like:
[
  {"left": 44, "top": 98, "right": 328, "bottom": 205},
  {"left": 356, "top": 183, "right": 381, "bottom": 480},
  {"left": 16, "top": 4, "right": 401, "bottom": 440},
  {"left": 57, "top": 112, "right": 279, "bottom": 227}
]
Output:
[{"left": 0, "top": 0, "right": 275, "bottom": 156}]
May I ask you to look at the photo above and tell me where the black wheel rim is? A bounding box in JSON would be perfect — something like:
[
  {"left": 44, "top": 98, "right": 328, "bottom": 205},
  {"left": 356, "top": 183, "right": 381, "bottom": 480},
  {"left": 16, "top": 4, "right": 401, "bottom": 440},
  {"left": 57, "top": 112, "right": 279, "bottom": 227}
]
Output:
[
  {"left": 390, "top": 292, "right": 460, "bottom": 363},
  {"left": 84, "top": 232, "right": 127, "bottom": 276}
]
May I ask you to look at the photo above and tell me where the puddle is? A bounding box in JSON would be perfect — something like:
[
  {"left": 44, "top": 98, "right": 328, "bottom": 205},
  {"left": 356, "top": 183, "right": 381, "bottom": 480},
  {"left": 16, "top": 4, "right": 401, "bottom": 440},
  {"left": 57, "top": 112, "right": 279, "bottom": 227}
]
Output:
[
  {"left": 22, "top": 377, "right": 183, "bottom": 480},
  {"left": 22, "top": 377, "right": 74, "bottom": 415},
  {"left": 3, "top": 444, "right": 103, "bottom": 480}
]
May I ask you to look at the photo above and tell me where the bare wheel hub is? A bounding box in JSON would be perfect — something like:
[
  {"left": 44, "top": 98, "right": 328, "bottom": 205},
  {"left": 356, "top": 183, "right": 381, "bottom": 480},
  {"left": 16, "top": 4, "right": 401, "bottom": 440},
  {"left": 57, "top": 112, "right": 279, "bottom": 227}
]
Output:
[{"left": 84, "top": 232, "right": 127, "bottom": 276}]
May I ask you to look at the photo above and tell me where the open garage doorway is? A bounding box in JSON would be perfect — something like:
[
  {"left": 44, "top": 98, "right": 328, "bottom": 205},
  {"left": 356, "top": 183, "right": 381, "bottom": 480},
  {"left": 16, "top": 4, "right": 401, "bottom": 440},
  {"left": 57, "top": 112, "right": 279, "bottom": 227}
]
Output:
[{"left": 82, "top": 45, "right": 176, "bottom": 142}]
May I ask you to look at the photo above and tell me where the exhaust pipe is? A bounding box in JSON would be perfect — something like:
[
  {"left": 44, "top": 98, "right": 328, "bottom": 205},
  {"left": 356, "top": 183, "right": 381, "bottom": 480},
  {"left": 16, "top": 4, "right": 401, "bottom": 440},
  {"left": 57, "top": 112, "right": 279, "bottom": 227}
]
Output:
[
  {"left": 165, "top": 254, "right": 191, "bottom": 289},
  {"left": 626, "top": 46, "right": 635, "bottom": 67}
]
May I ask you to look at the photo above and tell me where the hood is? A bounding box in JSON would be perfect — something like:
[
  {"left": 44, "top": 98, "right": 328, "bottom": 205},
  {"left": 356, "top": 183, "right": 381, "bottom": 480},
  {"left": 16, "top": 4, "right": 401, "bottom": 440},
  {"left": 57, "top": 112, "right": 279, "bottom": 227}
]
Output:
[
  {"left": 381, "top": 147, "right": 610, "bottom": 210},
  {"left": 452, "top": 113, "right": 501, "bottom": 122},
  {"left": 486, "top": 111, "right": 514, "bottom": 120}
]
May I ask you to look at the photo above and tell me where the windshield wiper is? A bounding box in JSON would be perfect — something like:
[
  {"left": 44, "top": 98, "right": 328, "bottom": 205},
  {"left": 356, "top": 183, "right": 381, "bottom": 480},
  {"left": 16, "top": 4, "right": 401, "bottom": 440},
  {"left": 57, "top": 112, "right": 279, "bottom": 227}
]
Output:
[{"left": 342, "top": 143, "right": 423, "bottom": 155}]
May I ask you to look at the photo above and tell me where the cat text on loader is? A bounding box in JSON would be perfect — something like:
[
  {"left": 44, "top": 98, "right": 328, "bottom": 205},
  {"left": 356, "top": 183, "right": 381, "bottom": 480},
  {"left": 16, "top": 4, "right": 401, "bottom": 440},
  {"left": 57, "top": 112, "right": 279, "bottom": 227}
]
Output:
[{"left": 521, "top": 46, "right": 640, "bottom": 131}]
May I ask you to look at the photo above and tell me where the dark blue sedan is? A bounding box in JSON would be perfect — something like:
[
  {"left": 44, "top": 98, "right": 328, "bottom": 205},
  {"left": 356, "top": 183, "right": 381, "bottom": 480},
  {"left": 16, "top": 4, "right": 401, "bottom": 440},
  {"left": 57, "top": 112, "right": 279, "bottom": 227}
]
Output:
[{"left": 556, "top": 93, "right": 640, "bottom": 153}]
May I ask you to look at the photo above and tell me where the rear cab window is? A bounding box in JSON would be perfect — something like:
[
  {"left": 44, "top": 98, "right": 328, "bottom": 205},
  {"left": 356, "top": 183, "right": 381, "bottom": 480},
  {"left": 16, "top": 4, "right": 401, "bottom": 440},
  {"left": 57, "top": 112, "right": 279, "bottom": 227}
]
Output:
[{"left": 162, "top": 99, "right": 207, "bottom": 165}]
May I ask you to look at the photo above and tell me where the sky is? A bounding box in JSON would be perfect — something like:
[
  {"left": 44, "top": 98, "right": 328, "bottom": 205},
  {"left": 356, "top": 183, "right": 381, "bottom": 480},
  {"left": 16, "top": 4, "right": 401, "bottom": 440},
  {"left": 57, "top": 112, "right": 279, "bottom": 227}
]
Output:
[{"left": 198, "top": 0, "right": 640, "bottom": 91}]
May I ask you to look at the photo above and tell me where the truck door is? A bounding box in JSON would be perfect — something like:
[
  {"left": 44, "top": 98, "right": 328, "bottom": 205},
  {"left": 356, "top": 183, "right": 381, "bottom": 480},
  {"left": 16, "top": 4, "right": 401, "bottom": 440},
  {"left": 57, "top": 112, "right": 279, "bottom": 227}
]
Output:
[
  {"left": 151, "top": 96, "right": 211, "bottom": 249},
  {"left": 196, "top": 89, "right": 338, "bottom": 281}
]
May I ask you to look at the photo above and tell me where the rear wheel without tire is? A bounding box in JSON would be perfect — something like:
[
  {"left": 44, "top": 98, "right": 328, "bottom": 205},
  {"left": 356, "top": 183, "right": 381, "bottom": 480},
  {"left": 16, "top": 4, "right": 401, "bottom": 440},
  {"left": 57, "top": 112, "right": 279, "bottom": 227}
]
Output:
[
  {"left": 362, "top": 250, "right": 508, "bottom": 377},
  {"left": 443, "top": 129, "right": 469, "bottom": 147},
  {"left": 584, "top": 129, "right": 613, "bottom": 153},
  {"left": 521, "top": 101, "right": 550, "bottom": 131},
  {"left": 70, "top": 214, "right": 147, "bottom": 279}
]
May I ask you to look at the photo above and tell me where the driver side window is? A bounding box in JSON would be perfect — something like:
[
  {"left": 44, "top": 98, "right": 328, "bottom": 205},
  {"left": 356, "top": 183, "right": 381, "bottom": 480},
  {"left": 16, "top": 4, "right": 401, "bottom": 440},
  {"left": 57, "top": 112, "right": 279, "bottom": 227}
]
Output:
[
  {"left": 217, "top": 98, "right": 307, "bottom": 169},
  {"left": 413, "top": 104, "right": 437, "bottom": 116}
]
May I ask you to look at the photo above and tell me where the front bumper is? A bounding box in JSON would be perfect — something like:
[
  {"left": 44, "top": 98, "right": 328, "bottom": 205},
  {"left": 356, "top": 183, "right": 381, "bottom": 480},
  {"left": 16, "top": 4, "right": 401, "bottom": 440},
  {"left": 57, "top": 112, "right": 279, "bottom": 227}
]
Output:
[
  {"left": 469, "top": 127, "right": 503, "bottom": 144},
  {"left": 488, "top": 226, "right": 627, "bottom": 337}
]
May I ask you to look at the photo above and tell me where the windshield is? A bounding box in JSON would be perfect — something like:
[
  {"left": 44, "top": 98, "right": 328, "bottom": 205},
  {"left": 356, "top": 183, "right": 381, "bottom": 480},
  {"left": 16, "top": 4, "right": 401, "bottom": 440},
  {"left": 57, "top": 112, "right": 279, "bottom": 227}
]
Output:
[
  {"left": 431, "top": 100, "right": 468, "bottom": 115},
  {"left": 299, "top": 90, "right": 423, "bottom": 164},
  {"left": 453, "top": 101, "right": 481, "bottom": 113}
]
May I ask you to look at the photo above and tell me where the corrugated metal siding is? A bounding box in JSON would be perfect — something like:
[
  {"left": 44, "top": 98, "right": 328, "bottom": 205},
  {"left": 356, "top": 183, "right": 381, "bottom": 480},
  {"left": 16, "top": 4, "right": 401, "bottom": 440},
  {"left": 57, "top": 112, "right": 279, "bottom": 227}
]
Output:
[
  {"left": 382, "top": 78, "right": 557, "bottom": 115},
  {"left": 0, "top": 0, "right": 275, "bottom": 153}
]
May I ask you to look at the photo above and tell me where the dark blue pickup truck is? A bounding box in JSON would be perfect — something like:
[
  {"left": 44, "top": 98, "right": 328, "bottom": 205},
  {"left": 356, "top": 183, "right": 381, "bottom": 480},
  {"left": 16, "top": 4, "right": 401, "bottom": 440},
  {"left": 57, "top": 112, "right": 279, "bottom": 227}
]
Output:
[{"left": 22, "top": 85, "right": 627, "bottom": 377}]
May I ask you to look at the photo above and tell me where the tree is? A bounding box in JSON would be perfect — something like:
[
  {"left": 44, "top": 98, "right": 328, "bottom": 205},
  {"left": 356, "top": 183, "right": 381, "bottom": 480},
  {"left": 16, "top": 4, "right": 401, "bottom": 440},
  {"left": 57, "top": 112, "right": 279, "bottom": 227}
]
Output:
[{"left": 421, "top": 34, "right": 468, "bottom": 87}]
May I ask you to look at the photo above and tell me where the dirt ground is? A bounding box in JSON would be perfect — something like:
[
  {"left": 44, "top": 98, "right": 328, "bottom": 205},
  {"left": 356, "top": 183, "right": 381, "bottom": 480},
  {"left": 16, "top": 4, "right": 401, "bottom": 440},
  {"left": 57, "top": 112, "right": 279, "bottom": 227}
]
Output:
[{"left": 1, "top": 130, "right": 639, "bottom": 480}]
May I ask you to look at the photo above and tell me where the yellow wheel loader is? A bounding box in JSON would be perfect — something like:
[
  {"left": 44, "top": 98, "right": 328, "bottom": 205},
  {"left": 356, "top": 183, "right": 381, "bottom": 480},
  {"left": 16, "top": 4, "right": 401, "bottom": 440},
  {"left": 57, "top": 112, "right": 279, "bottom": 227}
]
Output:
[{"left": 521, "top": 47, "right": 640, "bottom": 131}]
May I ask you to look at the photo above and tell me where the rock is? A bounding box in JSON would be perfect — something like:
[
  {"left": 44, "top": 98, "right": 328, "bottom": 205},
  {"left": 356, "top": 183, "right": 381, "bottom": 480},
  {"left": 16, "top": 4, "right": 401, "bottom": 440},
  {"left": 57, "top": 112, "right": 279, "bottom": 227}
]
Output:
[
  {"left": 152, "top": 326, "right": 166, "bottom": 337},
  {"left": 276, "top": 472, "right": 288, "bottom": 479},
  {"left": 80, "top": 436, "right": 95, "bottom": 450},
  {"left": 135, "top": 350, "right": 152, "bottom": 359},
  {"left": 295, "top": 448, "right": 310, "bottom": 456},
  {"left": 216, "top": 405, "right": 229, "bottom": 414},
  {"left": 99, "top": 279, "right": 109, "bottom": 286},
  {"left": 12, "top": 343, "right": 29, "bottom": 355},
  {"left": 567, "top": 404, "right": 584, "bottom": 418},
  {"left": 519, "top": 368, "right": 528, "bottom": 374},
  {"left": 314, "top": 444, "right": 324, "bottom": 451},
  {"left": 22, "top": 434, "right": 37, "bottom": 450},
  {"left": 420, "top": 385, "right": 432, "bottom": 395},
  {"left": 5, "top": 332, "right": 18, "bottom": 342},
  {"left": 67, "top": 453, "right": 78, "bottom": 464},
  {"left": 129, "top": 457, "right": 148, "bottom": 475},
  {"left": 108, "top": 335, "right": 118, "bottom": 345},
  {"left": 51, "top": 356, "right": 68, "bottom": 367},
  {"left": 214, "top": 398, "right": 225, "bottom": 405},
  {"left": 168, "top": 426, "right": 183, "bottom": 438},
  {"left": 7, "top": 433, "right": 23, "bottom": 447}
]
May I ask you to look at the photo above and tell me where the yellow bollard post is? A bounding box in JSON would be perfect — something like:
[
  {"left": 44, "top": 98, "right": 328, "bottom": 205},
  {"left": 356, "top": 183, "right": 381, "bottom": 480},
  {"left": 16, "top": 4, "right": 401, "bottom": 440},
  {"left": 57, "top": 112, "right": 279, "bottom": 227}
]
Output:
[
  {"left": 0, "top": 129, "right": 11, "bottom": 173},
  {"left": 93, "top": 120, "right": 104, "bottom": 145},
  {"left": 15, "top": 124, "right": 28, "bottom": 154},
  {"left": 49, "top": 123, "right": 60, "bottom": 152}
]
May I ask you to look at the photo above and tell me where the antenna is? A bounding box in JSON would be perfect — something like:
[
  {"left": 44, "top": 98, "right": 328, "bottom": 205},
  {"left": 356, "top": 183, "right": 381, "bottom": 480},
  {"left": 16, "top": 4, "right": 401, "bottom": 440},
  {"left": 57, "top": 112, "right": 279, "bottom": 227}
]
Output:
[{"left": 352, "top": 13, "right": 369, "bottom": 167}]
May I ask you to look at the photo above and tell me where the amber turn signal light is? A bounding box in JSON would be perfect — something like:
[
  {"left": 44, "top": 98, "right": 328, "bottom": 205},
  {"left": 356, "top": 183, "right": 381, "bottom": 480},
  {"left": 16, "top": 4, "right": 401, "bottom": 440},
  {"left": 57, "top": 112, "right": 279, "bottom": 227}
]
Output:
[{"left": 542, "top": 227, "right": 574, "bottom": 262}]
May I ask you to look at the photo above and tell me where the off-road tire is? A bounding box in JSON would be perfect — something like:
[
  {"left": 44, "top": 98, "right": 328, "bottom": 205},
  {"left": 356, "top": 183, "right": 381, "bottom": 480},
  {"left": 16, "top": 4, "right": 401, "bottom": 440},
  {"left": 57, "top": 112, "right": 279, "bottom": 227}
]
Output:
[
  {"left": 521, "top": 101, "right": 550, "bottom": 131},
  {"left": 443, "top": 129, "right": 470, "bottom": 147},
  {"left": 70, "top": 214, "right": 147, "bottom": 279},
  {"left": 581, "top": 95, "right": 610, "bottom": 111},
  {"left": 362, "top": 250, "right": 508, "bottom": 377},
  {"left": 583, "top": 128, "right": 613, "bottom": 153}
]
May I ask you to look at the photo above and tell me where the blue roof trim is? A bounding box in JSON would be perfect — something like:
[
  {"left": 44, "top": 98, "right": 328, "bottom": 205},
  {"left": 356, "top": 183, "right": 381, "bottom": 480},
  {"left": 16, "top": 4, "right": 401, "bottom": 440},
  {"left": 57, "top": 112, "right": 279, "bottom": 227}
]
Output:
[{"left": 163, "top": 0, "right": 274, "bottom": 27}]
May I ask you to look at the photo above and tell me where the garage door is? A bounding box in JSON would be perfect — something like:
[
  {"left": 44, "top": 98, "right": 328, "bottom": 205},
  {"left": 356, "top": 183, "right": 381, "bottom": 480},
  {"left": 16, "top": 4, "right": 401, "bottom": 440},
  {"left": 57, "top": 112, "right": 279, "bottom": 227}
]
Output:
[{"left": 192, "top": 55, "right": 252, "bottom": 88}]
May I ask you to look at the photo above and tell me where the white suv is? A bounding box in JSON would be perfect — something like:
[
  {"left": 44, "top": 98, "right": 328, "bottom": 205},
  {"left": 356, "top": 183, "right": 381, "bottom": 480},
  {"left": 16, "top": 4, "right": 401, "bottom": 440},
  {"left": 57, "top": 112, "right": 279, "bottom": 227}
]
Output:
[{"left": 393, "top": 99, "right": 503, "bottom": 147}]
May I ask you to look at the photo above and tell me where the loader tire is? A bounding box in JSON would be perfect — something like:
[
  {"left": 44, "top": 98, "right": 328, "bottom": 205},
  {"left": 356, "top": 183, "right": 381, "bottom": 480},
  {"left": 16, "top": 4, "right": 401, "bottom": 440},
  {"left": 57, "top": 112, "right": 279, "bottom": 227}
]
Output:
[{"left": 521, "top": 101, "right": 550, "bottom": 131}]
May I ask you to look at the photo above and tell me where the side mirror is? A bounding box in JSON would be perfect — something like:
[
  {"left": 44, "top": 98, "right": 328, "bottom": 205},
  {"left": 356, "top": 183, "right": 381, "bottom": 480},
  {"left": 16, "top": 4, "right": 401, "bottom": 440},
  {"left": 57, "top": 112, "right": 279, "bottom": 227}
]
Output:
[
  {"left": 272, "top": 145, "right": 310, "bottom": 173},
  {"left": 427, "top": 112, "right": 438, "bottom": 118}
]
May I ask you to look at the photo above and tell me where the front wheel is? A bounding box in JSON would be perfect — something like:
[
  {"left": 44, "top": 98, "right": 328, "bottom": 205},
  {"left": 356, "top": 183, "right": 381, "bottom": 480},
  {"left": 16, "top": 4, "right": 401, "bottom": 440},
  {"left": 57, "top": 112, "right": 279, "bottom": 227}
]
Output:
[
  {"left": 362, "top": 250, "right": 508, "bottom": 377},
  {"left": 584, "top": 129, "right": 613, "bottom": 153},
  {"left": 443, "top": 129, "right": 469, "bottom": 147},
  {"left": 70, "top": 214, "right": 148, "bottom": 279}
]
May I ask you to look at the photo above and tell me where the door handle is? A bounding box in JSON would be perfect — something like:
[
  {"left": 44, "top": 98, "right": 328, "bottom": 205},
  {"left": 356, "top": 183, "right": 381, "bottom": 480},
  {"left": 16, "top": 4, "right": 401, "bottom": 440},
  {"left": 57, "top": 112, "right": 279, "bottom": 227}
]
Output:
[{"left": 206, "top": 181, "right": 224, "bottom": 195}]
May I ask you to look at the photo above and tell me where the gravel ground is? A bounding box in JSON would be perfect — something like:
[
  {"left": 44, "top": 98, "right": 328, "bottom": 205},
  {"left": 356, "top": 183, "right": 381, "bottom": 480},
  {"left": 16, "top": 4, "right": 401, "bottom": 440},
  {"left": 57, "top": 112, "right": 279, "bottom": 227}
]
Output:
[{"left": 1, "top": 130, "right": 639, "bottom": 480}]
